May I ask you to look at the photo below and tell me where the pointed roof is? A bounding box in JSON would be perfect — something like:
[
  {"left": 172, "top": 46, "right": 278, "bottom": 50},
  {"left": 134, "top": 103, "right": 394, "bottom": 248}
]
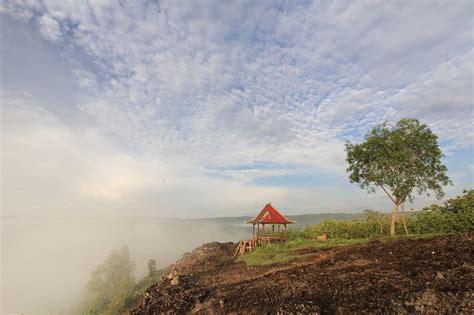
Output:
[{"left": 246, "top": 203, "right": 294, "bottom": 224}]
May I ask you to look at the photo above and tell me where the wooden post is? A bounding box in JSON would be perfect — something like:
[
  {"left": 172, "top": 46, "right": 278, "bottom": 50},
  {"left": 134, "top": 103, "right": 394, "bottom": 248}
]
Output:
[
  {"left": 284, "top": 224, "right": 287, "bottom": 240},
  {"left": 262, "top": 224, "right": 265, "bottom": 237},
  {"left": 272, "top": 225, "right": 275, "bottom": 236},
  {"left": 253, "top": 224, "right": 255, "bottom": 239}
]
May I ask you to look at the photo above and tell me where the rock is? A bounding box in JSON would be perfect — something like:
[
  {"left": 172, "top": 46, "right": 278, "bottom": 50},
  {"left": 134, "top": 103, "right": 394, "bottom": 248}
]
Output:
[
  {"left": 130, "top": 275, "right": 211, "bottom": 315},
  {"left": 171, "top": 242, "right": 236, "bottom": 275},
  {"left": 130, "top": 234, "right": 474, "bottom": 315},
  {"left": 317, "top": 233, "right": 328, "bottom": 241},
  {"left": 171, "top": 275, "right": 180, "bottom": 286},
  {"left": 167, "top": 265, "right": 176, "bottom": 279}
]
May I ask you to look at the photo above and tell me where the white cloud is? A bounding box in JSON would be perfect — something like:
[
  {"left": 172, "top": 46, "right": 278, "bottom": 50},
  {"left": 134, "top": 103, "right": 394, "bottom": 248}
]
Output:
[
  {"left": 72, "top": 69, "right": 97, "bottom": 89},
  {"left": 37, "top": 14, "right": 61, "bottom": 41},
  {"left": 1, "top": 91, "right": 297, "bottom": 217},
  {"left": 391, "top": 50, "right": 474, "bottom": 149},
  {"left": 1, "top": 0, "right": 472, "bottom": 212}
]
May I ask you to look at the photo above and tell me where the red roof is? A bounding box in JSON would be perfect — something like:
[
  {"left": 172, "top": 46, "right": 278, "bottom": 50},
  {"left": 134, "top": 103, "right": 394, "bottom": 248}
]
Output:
[{"left": 246, "top": 203, "right": 294, "bottom": 224}]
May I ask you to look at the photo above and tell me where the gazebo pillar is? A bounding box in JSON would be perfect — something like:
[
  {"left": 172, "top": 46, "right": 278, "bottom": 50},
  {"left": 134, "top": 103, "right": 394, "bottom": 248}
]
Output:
[
  {"left": 272, "top": 225, "right": 275, "bottom": 236},
  {"left": 284, "top": 223, "right": 287, "bottom": 240},
  {"left": 253, "top": 224, "right": 255, "bottom": 239}
]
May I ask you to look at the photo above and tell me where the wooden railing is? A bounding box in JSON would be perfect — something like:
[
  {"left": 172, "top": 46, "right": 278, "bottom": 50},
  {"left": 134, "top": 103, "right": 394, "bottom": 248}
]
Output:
[
  {"left": 233, "top": 239, "right": 256, "bottom": 256},
  {"left": 234, "top": 236, "right": 287, "bottom": 256}
]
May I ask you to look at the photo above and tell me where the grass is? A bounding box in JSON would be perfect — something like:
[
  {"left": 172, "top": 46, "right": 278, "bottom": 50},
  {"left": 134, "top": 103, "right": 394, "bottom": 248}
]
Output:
[
  {"left": 238, "top": 238, "right": 368, "bottom": 266},
  {"left": 238, "top": 233, "right": 450, "bottom": 267}
]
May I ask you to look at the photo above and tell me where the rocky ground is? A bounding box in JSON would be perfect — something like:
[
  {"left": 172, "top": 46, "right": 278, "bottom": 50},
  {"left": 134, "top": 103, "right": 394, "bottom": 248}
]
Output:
[{"left": 130, "top": 234, "right": 474, "bottom": 314}]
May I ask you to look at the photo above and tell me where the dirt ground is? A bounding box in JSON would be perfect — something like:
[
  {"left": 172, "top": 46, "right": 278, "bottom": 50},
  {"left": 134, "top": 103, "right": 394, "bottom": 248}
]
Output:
[{"left": 130, "top": 233, "right": 474, "bottom": 314}]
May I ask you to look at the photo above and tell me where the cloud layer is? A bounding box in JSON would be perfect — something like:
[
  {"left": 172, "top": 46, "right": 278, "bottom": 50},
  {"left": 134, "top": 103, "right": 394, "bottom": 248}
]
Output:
[{"left": 1, "top": 0, "right": 473, "bottom": 216}]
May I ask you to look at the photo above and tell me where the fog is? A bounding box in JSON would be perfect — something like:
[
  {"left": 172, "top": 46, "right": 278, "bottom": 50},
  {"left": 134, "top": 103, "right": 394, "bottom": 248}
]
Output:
[{"left": 1, "top": 217, "right": 249, "bottom": 314}]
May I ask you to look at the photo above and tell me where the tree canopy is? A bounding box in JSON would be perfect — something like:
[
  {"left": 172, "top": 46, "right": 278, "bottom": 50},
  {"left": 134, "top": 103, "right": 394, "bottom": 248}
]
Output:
[
  {"left": 345, "top": 118, "right": 451, "bottom": 235},
  {"left": 442, "top": 189, "right": 473, "bottom": 213},
  {"left": 147, "top": 259, "right": 157, "bottom": 277},
  {"left": 80, "top": 246, "right": 136, "bottom": 315}
]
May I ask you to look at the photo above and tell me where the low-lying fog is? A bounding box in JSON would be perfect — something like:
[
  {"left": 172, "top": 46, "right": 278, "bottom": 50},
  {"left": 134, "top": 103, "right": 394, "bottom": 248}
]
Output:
[{"left": 1, "top": 217, "right": 250, "bottom": 314}]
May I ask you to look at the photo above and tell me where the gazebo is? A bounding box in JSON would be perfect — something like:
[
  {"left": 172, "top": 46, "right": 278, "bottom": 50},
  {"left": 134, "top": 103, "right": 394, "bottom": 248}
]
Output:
[{"left": 246, "top": 203, "right": 295, "bottom": 242}]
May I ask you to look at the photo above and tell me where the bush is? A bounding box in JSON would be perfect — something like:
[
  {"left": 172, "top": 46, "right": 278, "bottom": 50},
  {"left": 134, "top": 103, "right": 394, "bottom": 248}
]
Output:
[
  {"left": 287, "top": 229, "right": 308, "bottom": 241},
  {"left": 76, "top": 246, "right": 165, "bottom": 314},
  {"left": 77, "top": 246, "right": 137, "bottom": 315},
  {"left": 410, "top": 190, "right": 473, "bottom": 234},
  {"left": 301, "top": 190, "right": 473, "bottom": 240}
]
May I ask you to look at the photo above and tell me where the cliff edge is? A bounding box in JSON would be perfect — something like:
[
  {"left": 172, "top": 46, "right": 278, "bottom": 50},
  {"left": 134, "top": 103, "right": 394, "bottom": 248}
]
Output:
[{"left": 131, "top": 234, "right": 473, "bottom": 314}]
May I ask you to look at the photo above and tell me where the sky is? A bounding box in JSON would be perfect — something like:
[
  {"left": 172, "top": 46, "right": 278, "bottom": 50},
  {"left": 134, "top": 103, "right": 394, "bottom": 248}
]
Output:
[{"left": 1, "top": 0, "right": 473, "bottom": 218}]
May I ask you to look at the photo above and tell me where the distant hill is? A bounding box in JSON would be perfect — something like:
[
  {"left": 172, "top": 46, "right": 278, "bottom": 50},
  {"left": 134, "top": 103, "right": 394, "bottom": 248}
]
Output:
[{"left": 193, "top": 212, "right": 365, "bottom": 229}]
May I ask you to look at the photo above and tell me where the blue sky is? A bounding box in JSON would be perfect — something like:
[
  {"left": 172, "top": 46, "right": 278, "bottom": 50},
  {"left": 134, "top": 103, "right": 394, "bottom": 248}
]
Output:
[{"left": 1, "top": 0, "right": 473, "bottom": 218}]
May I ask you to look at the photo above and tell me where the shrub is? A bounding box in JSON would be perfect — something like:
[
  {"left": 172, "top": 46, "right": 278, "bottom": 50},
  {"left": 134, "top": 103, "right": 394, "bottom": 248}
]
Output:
[
  {"left": 410, "top": 190, "right": 473, "bottom": 234},
  {"left": 301, "top": 190, "right": 473, "bottom": 240}
]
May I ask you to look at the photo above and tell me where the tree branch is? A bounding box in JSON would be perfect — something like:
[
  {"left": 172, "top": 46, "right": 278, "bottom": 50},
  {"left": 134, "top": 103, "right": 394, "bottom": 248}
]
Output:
[{"left": 380, "top": 184, "right": 397, "bottom": 204}]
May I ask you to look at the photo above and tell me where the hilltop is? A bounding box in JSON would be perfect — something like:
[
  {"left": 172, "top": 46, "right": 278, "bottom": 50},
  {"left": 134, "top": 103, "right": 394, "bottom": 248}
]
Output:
[{"left": 130, "top": 233, "right": 473, "bottom": 314}]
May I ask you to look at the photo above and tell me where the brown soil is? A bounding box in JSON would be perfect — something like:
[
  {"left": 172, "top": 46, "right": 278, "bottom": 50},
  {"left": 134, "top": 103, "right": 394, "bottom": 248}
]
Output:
[{"left": 130, "top": 234, "right": 474, "bottom": 314}]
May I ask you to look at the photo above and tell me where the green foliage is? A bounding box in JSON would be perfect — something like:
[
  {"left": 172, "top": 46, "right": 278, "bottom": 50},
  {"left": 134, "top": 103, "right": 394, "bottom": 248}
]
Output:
[
  {"left": 77, "top": 248, "right": 163, "bottom": 314},
  {"left": 364, "top": 209, "right": 390, "bottom": 235},
  {"left": 147, "top": 259, "right": 157, "bottom": 277},
  {"left": 303, "top": 190, "right": 473, "bottom": 240},
  {"left": 118, "top": 274, "right": 160, "bottom": 312},
  {"left": 77, "top": 246, "right": 136, "bottom": 315},
  {"left": 239, "top": 238, "right": 369, "bottom": 266},
  {"left": 345, "top": 118, "right": 451, "bottom": 203},
  {"left": 443, "top": 189, "right": 474, "bottom": 213},
  {"left": 287, "top": 229, "right": 308, "bottom": 241},
  {"left": 411, "top": 190, "right": 474, "bottom": 234},
  {"left": 301, "top": 209, "right": 392, "bottom": 239},
  {"left": 238, "top": 244, "right": 299, "bottom": 266},
  {"left": 305, "top": 218, "right": 376, "bottom": 239},
  {"left": 242, "top": 191, "right": 472, "bottom": 267}
]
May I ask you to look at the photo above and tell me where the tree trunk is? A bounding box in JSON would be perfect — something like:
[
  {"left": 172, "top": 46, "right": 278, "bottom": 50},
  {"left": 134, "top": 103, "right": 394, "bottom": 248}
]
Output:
[
  {"left": 390, "top": 202, "right": 399, "bottom": 236},
  {"left": 401, "top": 202, "right": 409, "bottom": 236}
]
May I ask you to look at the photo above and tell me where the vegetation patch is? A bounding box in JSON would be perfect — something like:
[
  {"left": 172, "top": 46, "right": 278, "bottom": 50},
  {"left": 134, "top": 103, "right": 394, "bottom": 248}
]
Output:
[
  {"left": 77, "top": 191, "right": 473, "bottom": 312},
  {"left": 238, "top": 238, "right": 369, "bottom": 266},
  {"left": 240, "top": 190, "right": 473, "bottom": 267},
  {"left": 76, "top": 248, "right": 161, "bottom": 315}
]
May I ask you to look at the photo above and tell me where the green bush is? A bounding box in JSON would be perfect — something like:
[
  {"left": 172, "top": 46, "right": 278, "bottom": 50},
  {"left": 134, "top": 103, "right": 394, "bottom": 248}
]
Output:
[
  {"left": 301, "top": 190, "right": 473, "bottom": 240},
  {"left": 287, "top": 229, "right": 308, "bottom": 241},
  {"left": 76, "top": 248, "right": 162, "bottom": 315},
  {"left": 77, "top": 246, "right": 136, "bottom": 315},
  {"left": 410, "top": 190, "right": 473, "bottom": 234}
]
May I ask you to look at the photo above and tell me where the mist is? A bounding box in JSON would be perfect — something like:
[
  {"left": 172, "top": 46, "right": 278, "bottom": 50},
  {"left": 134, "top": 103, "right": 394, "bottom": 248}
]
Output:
[{"left": 1, "top": 217, "right": 249, "bottom": 314}]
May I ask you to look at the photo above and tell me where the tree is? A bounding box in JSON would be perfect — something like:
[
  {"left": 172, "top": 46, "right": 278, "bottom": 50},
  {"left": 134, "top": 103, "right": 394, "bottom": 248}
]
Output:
[
  {"left": 364, "top": 209, "right": 389, "bottom": 235},
  {"left": 442, "top": 189, "right": 473, "bottom": 213},
  {"left": 345, "top": 118, "right": 451, "bottom": 236},
  {"left": 81, "top": 246, "right": 136, "bottom": 314},
  {"left": 147, "top": 259, "right": 157, "bottom": 278}
]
